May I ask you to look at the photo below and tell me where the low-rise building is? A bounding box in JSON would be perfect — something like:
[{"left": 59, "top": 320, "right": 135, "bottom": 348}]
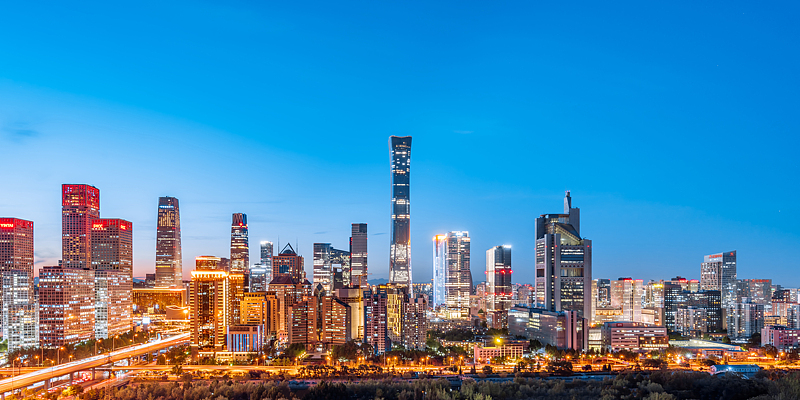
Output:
[
  {"left": 508, "top": 306, "right": 586, "bottom": 351},
  {"left": 600, "top": 321, "right": 668, "bottom": 353},
  {"left": 227, "top": 325, "right": 263, "bottom": 352},
  {"left": 473, "top": 343, "right": 524, "bottom": 364},
  {"left": 762, "top": 325, "right": 800, "bottom": 350},
  {"left": 669, "top": 338, "right": 748, "bottom": 360}
]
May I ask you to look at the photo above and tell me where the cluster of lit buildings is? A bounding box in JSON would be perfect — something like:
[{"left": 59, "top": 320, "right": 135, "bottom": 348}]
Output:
[{"left": 4, "top": 134, "right": 800, "bottom": 363}]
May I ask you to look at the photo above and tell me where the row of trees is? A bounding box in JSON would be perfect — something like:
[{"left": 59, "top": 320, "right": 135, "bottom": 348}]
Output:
[{"left": 71, "top": 370, "right": 800, "bottom": 400}]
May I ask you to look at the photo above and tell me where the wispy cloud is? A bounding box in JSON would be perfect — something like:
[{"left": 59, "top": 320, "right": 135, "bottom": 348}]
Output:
[
  {"left": 4, "top": 124, "right": 40, "bottom": 141},
  {"left": 373, "top": 232, "right": 387, "bottom": 236}
]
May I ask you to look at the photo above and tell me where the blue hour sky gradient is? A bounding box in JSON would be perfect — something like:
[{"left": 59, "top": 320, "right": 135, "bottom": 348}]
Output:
[{"left": 1, "top": 1, "right": 798, "bottom": 285}]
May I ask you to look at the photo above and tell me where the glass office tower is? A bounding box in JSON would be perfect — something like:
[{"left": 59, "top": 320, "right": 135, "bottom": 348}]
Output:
[
  {"left": 389, "top": 136, "right": 412, "bottom": 292},
  {"left": 155, "top": 197, "right": 182, "bottom": 287}
]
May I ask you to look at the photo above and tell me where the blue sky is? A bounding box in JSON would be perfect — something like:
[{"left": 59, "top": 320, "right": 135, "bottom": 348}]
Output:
[{"left": 1, "top": 1, "right": 798, "bottom": 285}]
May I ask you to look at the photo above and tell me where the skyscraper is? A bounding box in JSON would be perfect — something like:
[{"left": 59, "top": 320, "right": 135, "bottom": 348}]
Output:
[
  {"left": 443, "top": 231, "right": 471, "bottom": 319},
  {"left": 610, "top": 278, "right": 644, "bottom": 323},
  {"left": 534, "top": 191, "right": 592, "bottom": 319},
  {"left": 389, "top": 136, "right": 412, "bottom": 292},
  {"left": 62, "top": 184, "right": 100, "bottom": 269},
  {"left": 261, "top": 241, "right": 273, "bottom": 281},
  {"left": 272, "top": 243, "right": 304, "bottom": 281},
  {"left": 155, "top": 197, "right": 182, "bottom": 287},
  {"left": 486, "top": 245, "right": 512, "bottom": 328},
  {"left": 0, "top": 219, "right": 37, "bottom": 353},
  {"left": 350, "top": 223, "right": 368, "bottom": 287},
  {"left": 189, "top": 256, "right": 229, "bottom": 351},
  {"left": 39, "top": 265, "right": 95, "bottom": 347},
  {"left": 432, "top": 234, "right": 447, "bottom": 307},
  {"left": 230, "top": 213, "right": 249, "bottom": 273},
  {"left": 700, "top": 251, "right": 737, "bottom": 308},
  {"left": 0, "top": 218, "right": 34, "bottom": 318},
  {"left": 313, "top": 243, "right": 350, "bottom": 294},
  {"left": 2, "top": 270, "right": 38, "bottom": 353},
  {"left": 91, "top": 218, "right": 133, "bottom": 338}
]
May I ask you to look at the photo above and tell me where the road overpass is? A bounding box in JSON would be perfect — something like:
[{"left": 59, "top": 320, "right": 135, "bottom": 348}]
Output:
[{"left": 0, "top": 332, "right": 189, "bottom": 395}]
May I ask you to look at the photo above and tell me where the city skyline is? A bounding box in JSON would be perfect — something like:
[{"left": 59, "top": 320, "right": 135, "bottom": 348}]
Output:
[{"left": 1, "top": 2, "right": 799, "bottom": 286}]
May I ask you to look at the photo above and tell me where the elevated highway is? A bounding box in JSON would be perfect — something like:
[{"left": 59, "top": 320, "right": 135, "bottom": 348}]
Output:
[{"left": 0, "top": 333, "right": 189, "bottom": 394}]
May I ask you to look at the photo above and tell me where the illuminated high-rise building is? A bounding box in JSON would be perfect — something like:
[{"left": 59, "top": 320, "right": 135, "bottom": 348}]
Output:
[
  {"left": 155, "top": 197, "right": 182, "bottom": 287},
  {"left": 610, "top": 278, "right": 644, "bottom": 323},
  {"left": 91, "top": 218, "right": 133, "bottom": 339},
  {"left": 272, "top": 243, "right": 304, "bottom": 280},
  {"left": 189, "top": 256, "right": 229, "bottom": 351},
  {"left": 2, "top": 270, "right": 38, "bottom": 353},
  {"left": 320, "top": 296, "right": 351, "bottom": 346},
  {"left": 230, "top": 213, "right": 249, "bottom": 273},
  {"left": 350, "top": 223, "right": 368, "bottom": 287},
  {"left": 269, "top": 275, "right": 311, "bottom": 341},
  {"left": 364, "top": 285, "right": 389, "bottom": 354},
  {"left": 534, "top": 191, "right": 592, "bottom": 319},
  {"left": 62, "top": 184, "right": 100, "bottom": 269},
  {"left": 0, "top": 219, "right": 37, "bottom": 353},
  {"left": 486, "top": 245, "right": 512, "bottom": 328},
  {"left": 402, "top": 294, "right": 427, "bottom": 350},
  {"left": 39, "top": 265, "right": 95, "bottom": 347},
  {"left": 0, "top": 218, "right": 34, "bottom": 318},
  {"left": 313, "top": 243, "right": 350, "bottom": 294},
  {"left": 260, "top": 241, "right": 274, "bottom": 282},
  {"left": 0, "top": 218, "right": 34, "bottom": 279},
  {"left": 443, "top": 232, "right": 471, "bottom": 319},
  {"left": 432, "top": 234, "right": 446, "bottom": 307},
  {"left": 700, "top": 251, "right": 737, "bottom": 308},
  {"left": 389, "top": 136, "right": 412, "bottom": 292}
]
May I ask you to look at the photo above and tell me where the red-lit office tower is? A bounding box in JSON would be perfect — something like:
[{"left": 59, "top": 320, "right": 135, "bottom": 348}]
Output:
[
  {"left": 91, "top": 219, "right": 133, "bottom": 338},
  {"left": 62, "top": 184, "right": 100, "bottom": 268},
  {"left": 0, "top": 218, "right": 36, "bottom": 352},
  {"left": 0, "top": 218, "right": 34, "bottom": 280}
]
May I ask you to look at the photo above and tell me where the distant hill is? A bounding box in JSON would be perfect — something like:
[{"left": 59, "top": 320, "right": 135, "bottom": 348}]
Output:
[{"left": 368, "top": 278, "right": 389, "bottom": 285}]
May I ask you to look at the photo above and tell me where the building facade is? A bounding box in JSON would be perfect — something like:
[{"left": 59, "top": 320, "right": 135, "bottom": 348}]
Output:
[
  {"left": 486, "top": 245, "right": 512, "bottom": 328},
  {"left": 700, "top": 251, "right": 737, "bottom": 308},
  {"left": 508, "top": 306, "right": 586, "bottom": 351},
  {"left": 155, "top": 197, "right": 182, "bottom": 287},
  {"left": 230, "top": 213, "right": 249, "bottom": 273},
  {"left": 432, "top": 234, "right": 447, "bottom": 308},
  {"left": 39, "top": 266, "right": 95, "bottom": 347},
  {"left": 534, "top": 191, "right": 592, "bottom": 319},
  {"left": 189, "top": 257, "right": 229, "bottom": 351},
  {"left": 2, "top": 270, "right": 38, "bottom": 353},
  {"left": 91, "top": 218, "right": 133, "bottom": 339},
  {"left": 389, "top": 136, "right": 412, "bottom": 292},
  {"left": 443, "top": 232, "right": 471, "bottom": 320},
  {"left": 272, "top": 244, "right": 304, "bottom": 281},
  {"left": 0, "top": 217, "right": 35, "bottom": 335},
  {"left": 350, "top": 223, "right": 368, "bottom": 287},
  {"left": 62, "top": 184, "right": 100, "bottom": 269}
]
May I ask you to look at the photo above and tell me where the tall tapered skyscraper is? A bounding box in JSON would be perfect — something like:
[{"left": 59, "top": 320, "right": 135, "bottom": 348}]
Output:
[
  {"left": 230, "top": 213, "right": 249, "bottom": 273},
  {"left": 389, "top": 136, "right": 412, "bottom": 291},
  {"left": 155, "top": 197, "right": 182, "bottom": 287}
]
